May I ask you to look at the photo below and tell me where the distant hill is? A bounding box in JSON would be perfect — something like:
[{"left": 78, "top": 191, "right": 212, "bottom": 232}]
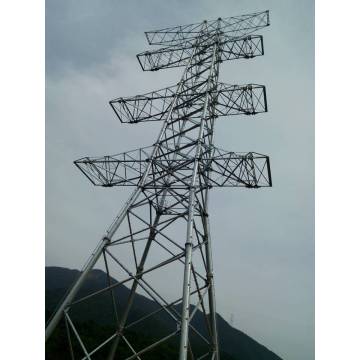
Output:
[{"left": 45, "top": 266, "right": 283, "bottom": 360}]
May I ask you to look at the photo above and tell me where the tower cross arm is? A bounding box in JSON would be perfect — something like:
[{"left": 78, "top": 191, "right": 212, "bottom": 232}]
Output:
[
  {"left": 217, "top": 10, "right": 269, "bottom": 40},
  {"left": 74, "top": 146, "right": 153, "bottom": 187},
  {"left": 74, "top": 146, "right": 272, "bottom": 189},
  {"left": 203, "top": 148, "right": 272, "bottom": 188},
  {"left": 215, "top": 83, "right": 267, "bottom": 116},
  {"left": 110, "top": 82, "right": 267, "bottom": 124},
  {"left": 137, "top": 35, "right": 264, "bottom": 72},
  {"left": 144, "top": 10, "right": 269, "bottom": 46},
  {"left": 110, "top": 85, "right": 178, "bottom": 123}
]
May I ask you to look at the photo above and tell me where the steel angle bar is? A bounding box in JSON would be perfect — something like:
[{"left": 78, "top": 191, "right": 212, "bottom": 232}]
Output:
[
  {"left": 111, "top": 212, "right": 184, "bottom": 246},
  {"left": 71, "top": 255, "right": 170, "bottom": 308},
  {"left": 110, "top": 236, "right": 150, "bottom": 246},
  {"left": 191, "top": 267, "right": 212, "bottom": 337},
  {"left": 189, "top": 286, "right": 209, "bottom": 322},
  {"left": 104, "top": 250, "right": 182, "bottom": 324},
  {"left": 45, "top": 236, "right": 111, "bottom": 341},
  {"left": 125, "top": 284, "right": 208, "bottom": 331},
  {"left": 69, "top": 273, "right": 134, "bottom": 307},
  {"left": 149, "top": 239, "right": 208, "bottom": 282},
  {"left": 124, "top": 331, "right": 179, "bottom": 360},
  {"left": 202, "top": 218, "right": 219, "bottom": 359},
  {"left": 65, "top": 315, "right": 76, "bottom": 360},
  {"left": 109, "top": 247, "right": 210, "bottom": 347},
  {"left": 69, "top": 225, "right": 202, "bottom": 308},
  {"left": 125, "top": 212, "right": 139, "bottom": 269},
  {"left": 65, "top": 312, "right": 91, "bottom": 360},
  {"left": 68, "top": 249, "right": 207, "bottom": 333},
  {"left": 197, "top": 352, "right": 211, "bottom": 360},
  {"left": 157, "top": 123, "right": 201, "bottom": 145},
  {"left": 122, "top": 335, "right": 142, "bottom": 360},
  {"left": 103, "top": 250, "right": 120, "bottom": 323},
  {"left": 143, "top": 165, "right": 194, "bottom": 189},
  {"left": 80, "top": 333, "right": 119, "bottom": 360}
]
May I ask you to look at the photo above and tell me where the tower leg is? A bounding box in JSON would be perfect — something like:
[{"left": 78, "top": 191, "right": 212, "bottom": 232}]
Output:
[
  {"left": 46, "top": 188, "right": 142, "bottom": 341},
  {"left": 178, "top": 241, "right": 194, "bottom": 360},
  {"left": 179, "top": 191, "right": 196, "bottom": 360},
  {"left": 204, "top": 216, "right": 220, "bottom": 359},
  {"left": 45, "top": 236, "right": 109, "bottom": 341}
]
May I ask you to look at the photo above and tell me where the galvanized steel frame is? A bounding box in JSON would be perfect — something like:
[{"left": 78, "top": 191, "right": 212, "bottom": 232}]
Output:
[{"left": 46, "top": 11, "right": 271, "bottom": 360}]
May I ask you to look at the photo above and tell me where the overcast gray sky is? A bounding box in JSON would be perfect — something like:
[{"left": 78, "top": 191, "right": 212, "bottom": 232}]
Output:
[{"left": 45, "top": 1, "right": 314, "bottom": 359}]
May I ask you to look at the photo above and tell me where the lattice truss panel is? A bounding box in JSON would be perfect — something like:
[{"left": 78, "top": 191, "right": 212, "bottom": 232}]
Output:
[
  {"left": 144, "top": 11, "right": 269, "bottom": 45},
  {"left": 75, "top": 147, "right": 271, "bottom": 190},
  {"left": 137, "top": 35, "right": 264, "bottom": 71},
  {"left": 62, "top": 191, "right": 217, "bottom": 359},
  {"left": 110, "top": 83, "right": 266, "bottom": 124},
  {"left": 46, "top": 10, "right": 271, "bottom": 360}
]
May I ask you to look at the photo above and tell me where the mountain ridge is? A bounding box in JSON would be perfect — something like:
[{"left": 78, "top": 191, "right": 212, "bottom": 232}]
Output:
[{"left": 45, "top": 266, "right": 283, "bottom": 360}]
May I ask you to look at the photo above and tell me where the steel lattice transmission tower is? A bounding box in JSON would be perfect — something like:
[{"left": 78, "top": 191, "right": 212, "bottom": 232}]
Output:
[{"left": 46, "top": 10, "right": 272, "bottom": 360}]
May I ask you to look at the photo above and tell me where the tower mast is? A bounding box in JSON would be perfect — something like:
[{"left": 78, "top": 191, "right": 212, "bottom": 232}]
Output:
[{"left": 46, "top": 11, "right": 271, "bottom": 360}]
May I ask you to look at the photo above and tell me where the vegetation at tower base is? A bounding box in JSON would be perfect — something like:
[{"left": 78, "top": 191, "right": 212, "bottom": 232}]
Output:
[{"left": 46, "top": 267, "right": 283, "bottom": 360}]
